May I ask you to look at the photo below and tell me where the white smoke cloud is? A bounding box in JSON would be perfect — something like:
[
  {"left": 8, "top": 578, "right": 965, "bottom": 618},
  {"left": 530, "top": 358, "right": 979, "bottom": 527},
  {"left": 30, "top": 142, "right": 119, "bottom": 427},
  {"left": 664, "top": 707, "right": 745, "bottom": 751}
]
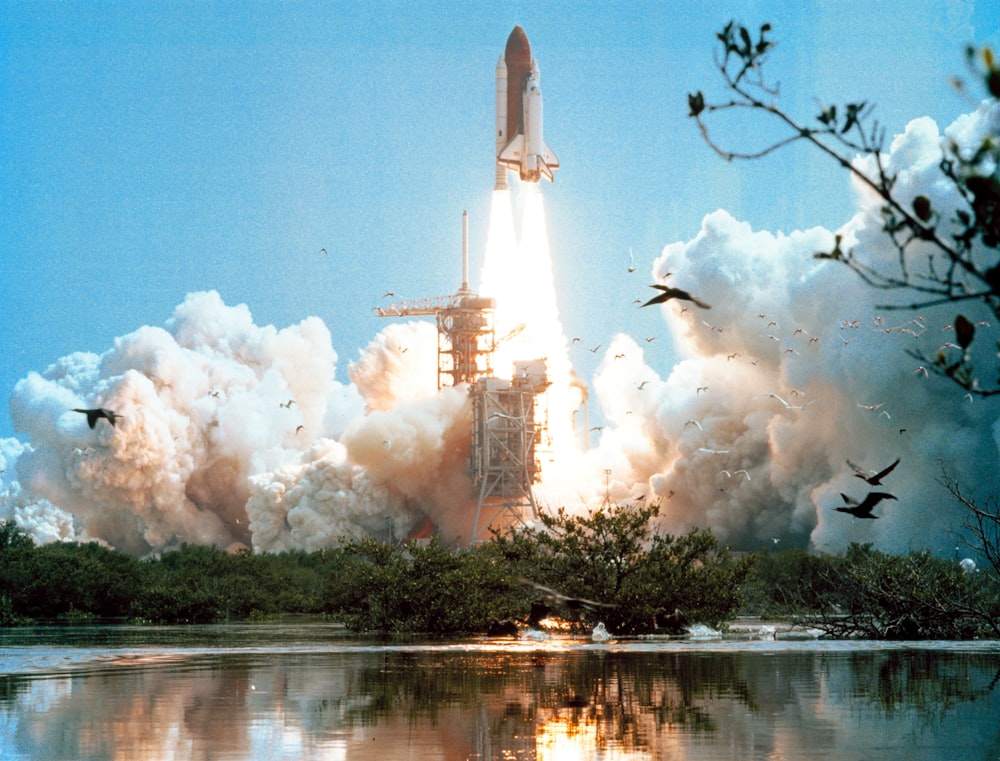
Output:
[
  {"left": 2, "top": 104, "right": 998, "bottom": 558},
  {"left": 573, "top": 100, "right": 1000, "bottom": 554},
  {"left": 5, "top": 291, "right": 366, "bottom": 554},
  {"left": 247, "top": 383, "right": 476, "bottom": 551},
  {"left": 0, "top": 438, "right": 77, "bottom": 545},
  {"left": 348, "top": 320, "right": 439, "bottom": 412}
]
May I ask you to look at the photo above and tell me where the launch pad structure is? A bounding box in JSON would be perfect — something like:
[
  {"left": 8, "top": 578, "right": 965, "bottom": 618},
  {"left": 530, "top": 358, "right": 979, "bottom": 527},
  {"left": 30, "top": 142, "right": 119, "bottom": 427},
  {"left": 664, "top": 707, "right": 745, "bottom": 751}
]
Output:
[
  {"left": 377, "top": 212, "right": 547, "bottom": 544},
  {"left": 373, "top": 26, "right": 562, "bottom": 544}
]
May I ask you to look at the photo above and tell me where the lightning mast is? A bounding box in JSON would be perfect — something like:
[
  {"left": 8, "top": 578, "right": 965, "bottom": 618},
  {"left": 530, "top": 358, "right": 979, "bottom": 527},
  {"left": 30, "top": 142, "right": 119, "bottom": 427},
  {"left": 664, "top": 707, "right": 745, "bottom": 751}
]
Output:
[{"left": 378, "top": 212, "right": 495, "bottom": 389}]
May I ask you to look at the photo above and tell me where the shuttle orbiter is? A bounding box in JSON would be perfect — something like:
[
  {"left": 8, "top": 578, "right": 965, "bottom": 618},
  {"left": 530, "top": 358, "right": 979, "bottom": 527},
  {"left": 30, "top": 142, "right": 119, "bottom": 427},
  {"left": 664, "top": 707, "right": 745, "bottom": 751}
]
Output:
[{"left": 495, "top": 26, "right": 559, "bottom": 188}]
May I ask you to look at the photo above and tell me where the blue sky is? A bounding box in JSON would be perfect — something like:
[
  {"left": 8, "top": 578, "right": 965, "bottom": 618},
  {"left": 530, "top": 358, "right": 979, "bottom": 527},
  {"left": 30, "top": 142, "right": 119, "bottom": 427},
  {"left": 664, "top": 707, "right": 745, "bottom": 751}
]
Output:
[{"left": 2, "top": 0, "right": 998, "bottom": 441}]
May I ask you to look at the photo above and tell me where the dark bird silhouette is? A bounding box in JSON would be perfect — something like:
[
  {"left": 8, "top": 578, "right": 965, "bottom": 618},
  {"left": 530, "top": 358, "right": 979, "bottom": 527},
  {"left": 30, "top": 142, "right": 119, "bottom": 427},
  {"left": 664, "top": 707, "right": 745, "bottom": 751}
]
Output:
[
  {"left": 72, "top": 408, "right": 122, "bottom": 429},
  {"left": 834, "top": 491, "right": 897, "bottom": 519},
  {"left": 848, "top": 457, "right": 900, "bottom": 485},
  {"left": 641, "top": 284, "right": 711, "bottom": 309}
]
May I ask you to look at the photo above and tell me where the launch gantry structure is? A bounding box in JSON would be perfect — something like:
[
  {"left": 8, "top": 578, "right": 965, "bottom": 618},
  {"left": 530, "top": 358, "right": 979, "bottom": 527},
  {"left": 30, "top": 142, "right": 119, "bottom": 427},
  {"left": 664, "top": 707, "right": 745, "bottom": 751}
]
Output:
[{"left": 377, "top": 212, "right": 547, "bottom": 543}]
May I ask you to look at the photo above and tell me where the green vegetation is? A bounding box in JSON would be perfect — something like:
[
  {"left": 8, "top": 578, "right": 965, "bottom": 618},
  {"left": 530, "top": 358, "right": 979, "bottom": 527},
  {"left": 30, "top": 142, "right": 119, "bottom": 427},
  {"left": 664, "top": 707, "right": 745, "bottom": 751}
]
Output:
[
  {"left": 488, "top": 502, "right": 753, "bottom": 633},
  {"left": 2, "top": 511, "right": 999, "bottom": 638},
  {"left": 744, "top": 544, "right": 1000, "bottom": 639}
]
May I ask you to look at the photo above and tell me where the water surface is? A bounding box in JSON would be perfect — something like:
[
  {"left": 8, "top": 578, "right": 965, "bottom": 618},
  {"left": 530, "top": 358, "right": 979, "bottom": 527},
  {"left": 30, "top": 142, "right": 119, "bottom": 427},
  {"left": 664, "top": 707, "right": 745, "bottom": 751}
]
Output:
[{"left": 1, "top": 623, "right": 998, "bottom": 760}]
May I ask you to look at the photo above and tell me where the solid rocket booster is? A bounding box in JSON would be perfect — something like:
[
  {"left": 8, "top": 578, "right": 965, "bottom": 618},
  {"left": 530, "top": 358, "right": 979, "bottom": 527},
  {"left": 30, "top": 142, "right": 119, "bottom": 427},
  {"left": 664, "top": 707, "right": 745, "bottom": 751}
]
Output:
[{"left": 495, "top": 26, "right": 559, "bottom": 189}]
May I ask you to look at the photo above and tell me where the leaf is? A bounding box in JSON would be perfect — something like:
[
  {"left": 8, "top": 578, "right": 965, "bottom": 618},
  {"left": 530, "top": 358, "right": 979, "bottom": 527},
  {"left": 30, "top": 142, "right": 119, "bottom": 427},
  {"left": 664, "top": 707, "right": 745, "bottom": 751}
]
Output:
[
  {"left": 912, "top": 195, "right": 932, "bottom": 222},
  {"left": 687, "top": 91, "right": 705, "bottom": 117},
  {"left": 954, "top": 314, "right": 975, "bottom": 350},
  {"left": 841, "top": 102, "right": 866, "bottom": 134},
  {"left": 717, "top": 21, "right": 735, "bottom": 51},
  {"left": 813, "top": 234, "right": 844, "bottom": 260}
]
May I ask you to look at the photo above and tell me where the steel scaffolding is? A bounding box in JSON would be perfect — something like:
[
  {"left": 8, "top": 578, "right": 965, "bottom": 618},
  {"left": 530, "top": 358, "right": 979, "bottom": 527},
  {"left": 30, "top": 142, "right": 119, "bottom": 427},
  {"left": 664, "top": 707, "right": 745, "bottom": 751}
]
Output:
[{"left": 468, "top": 360, "right": 549, "bottom": 543}]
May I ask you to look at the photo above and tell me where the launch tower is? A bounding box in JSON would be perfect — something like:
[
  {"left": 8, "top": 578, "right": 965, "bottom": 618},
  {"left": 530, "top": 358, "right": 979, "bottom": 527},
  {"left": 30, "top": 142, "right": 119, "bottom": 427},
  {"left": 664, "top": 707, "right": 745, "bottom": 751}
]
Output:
[{"left": 377, "top": 213, "right": 545, "bottom": 543}]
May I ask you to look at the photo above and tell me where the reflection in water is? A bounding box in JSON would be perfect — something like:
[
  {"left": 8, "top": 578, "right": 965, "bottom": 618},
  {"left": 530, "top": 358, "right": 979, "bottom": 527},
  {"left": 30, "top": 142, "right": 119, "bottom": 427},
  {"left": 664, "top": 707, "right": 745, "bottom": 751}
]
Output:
[{"left": 1, "top": 628, "right": 999, "bottom": 760}]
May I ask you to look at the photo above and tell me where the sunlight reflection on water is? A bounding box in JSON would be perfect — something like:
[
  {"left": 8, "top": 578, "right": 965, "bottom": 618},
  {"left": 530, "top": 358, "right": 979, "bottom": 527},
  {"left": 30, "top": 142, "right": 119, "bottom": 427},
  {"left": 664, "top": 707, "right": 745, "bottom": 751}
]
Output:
[{"left": 1, "top": 624, "right": 999, "bottom": 760}]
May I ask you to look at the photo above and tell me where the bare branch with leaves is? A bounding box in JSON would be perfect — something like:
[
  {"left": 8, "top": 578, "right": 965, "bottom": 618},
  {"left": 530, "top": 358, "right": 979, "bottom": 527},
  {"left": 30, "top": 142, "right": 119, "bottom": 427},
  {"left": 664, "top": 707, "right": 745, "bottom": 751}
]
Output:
[{"left": 691, "top": 22, "right": 1000, "bottom": 395}]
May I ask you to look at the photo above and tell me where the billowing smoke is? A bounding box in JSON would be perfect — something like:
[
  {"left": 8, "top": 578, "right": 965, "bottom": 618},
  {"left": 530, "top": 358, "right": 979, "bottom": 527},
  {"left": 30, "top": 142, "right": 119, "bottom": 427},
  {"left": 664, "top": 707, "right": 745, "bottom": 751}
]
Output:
[
  {"left": 2, "top": 102, "right": 998, "bottom": 556},
  {"left": 568, "top": 100, "right": 1000, "bottom": 554},
  {"left": 5, "top": 291, "right": 357, "bottom": 553}
]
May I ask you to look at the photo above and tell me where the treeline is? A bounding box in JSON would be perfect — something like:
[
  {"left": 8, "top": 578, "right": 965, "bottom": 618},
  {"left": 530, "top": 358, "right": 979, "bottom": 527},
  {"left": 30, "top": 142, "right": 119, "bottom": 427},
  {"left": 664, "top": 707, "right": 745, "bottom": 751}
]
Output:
[
  {"left": 742, "top": 543, "right": 1000, "bottom": 639},
  {"left": 2, "top": 504, "right": 998, "bottom": 638}
]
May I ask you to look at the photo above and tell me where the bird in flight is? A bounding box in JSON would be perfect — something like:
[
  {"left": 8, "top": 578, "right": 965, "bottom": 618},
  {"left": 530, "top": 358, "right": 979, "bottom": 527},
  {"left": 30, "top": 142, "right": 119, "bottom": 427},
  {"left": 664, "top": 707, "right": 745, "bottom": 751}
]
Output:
[
  {"left": 834, "top": 491, "right": 897, "bottom": 519},
  {"left": 72, "top": 408, "right": 122, "bottom": 429},
  {"left": 857, "top": 402, "right": 886, "bottom": 412},
  {"left": 754, "top": 392, "right": 814, "bottom": 411},
  {"left": 641, "top": 284, "right": 711, "bottom": 309},
  {"left": 720, "top": 469, "right": 751, "bottom": 481},
  {"left": 847, "top": 457, "right": 900, "bottom": 485}
]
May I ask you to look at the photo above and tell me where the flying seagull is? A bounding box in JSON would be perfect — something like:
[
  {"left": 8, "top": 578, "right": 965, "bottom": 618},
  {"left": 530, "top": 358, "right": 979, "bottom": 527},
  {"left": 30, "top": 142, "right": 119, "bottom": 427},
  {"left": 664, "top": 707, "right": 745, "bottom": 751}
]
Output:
[
  {"left": 834, "top": 491, "right": 897, "bottom": 519},
  {"left": 754, "top": 392, "right": 814, "bottom": 411},
  {"left": 847, "top": 457, "right": 900, "bottom": 485},
  {"left": 72, "top": 408, "right": 122, "bottom": 429},
  {"left": 640, "top": 284, "right": 711, "bottom": 309}
]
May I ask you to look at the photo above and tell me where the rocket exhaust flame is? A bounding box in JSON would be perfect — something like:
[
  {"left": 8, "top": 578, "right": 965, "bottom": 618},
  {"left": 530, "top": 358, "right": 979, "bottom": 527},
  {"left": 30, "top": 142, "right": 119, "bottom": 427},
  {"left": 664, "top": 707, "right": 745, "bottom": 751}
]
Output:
[{"left": 480, "top": 185, "right": 581, "bottom": 485}]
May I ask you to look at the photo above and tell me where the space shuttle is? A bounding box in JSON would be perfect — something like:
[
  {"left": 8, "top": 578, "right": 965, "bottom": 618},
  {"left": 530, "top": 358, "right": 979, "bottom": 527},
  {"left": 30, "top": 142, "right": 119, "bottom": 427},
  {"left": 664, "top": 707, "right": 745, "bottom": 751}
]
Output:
[{"left": 495, "top": 26, "right": 559, "bottom": 188}]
